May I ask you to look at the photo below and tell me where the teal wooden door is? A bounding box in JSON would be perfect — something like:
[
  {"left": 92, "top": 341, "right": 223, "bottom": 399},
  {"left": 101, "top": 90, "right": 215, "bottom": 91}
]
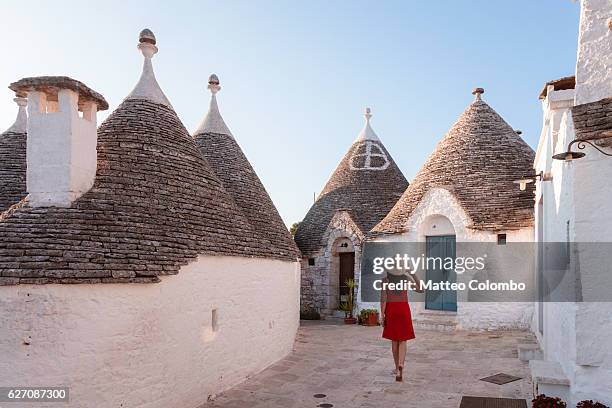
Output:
[{"left": 425, "top": 235, "right": 457, "bottom": 311}]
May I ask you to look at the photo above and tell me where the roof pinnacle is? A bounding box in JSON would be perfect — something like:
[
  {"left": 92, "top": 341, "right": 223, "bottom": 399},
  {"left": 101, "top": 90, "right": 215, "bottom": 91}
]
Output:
[
  {"left": 194, "top": 73, "right": 232, "bottom": 137},
  {"left": 472, "top": 87, "right": 485, "bottom": 101},
  {"left": 126, "top": 28, "right": 172, "bottom": 108},
  {"left": 4, "top": 96, "right": 27, "bottom": 134},
  {"left": 355, "top": 106, "right": 380, "bottom": 142}
]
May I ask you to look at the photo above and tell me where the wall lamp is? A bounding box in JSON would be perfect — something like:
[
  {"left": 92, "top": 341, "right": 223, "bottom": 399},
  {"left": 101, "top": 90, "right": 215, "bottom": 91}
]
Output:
[
  {"left": 513, "top": 171, "right": 553, "bottom": 191},
  {"left": 552, "top": 131, "right": 612, "bottom": 161}
]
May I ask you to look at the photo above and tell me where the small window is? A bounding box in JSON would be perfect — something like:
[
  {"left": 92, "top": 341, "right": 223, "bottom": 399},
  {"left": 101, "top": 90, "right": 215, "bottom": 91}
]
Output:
[
  {"left": 211, "top": 309, "right": 219, "bottom": 332},
  {"left": 308, "top": 258, "right": 315, "bottom": 266},
  {"left": 497, "top": 234, "right": 507, "bottom": 245}
]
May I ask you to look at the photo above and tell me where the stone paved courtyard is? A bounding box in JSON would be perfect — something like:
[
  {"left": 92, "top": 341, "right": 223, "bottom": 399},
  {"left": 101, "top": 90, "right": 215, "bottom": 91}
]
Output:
[{"left": 205, "top": 321, "right": 535, "bottom": 408}]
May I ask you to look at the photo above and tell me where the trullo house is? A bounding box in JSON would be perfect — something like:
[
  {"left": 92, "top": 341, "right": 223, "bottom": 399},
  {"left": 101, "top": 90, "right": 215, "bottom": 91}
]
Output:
[
  {"left": 0, "top": 29, "right": 300, "bottom": 408},
  {"left": 193, "top": 74, "right": 298, "bottom": 258},
  {"left": 0, "top": 96, "right": 27, "bottom": 212},
  {"left": 294, "top": 108, "right": 408, "bottom": 316},
  {"left": 370, "top": 88, "right": 536, "bottom": 331}
]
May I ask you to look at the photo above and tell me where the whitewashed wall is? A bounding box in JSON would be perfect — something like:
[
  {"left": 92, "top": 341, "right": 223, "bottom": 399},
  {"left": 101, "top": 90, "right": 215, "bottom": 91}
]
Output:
[
  {"left": 532, "top": 0, "right": 612, "bottom": 404},
  {"left": 533, "top": 84, "right": 577, "bottom": 371},
  {"left": 368, "top": 187, "right": 534, "bottom": 330},
  {"left": 0, "top": 256, "right": 300, "bottom": 408},
  {"left": 572, "top": 4, "right": 612, "bottom": 400}
]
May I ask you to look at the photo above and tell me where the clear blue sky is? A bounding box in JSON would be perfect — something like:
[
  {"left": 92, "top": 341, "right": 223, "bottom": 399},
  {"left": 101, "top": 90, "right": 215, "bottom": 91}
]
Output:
[{"left": 0, "top": 1, "right": 580, "bottom": 226}]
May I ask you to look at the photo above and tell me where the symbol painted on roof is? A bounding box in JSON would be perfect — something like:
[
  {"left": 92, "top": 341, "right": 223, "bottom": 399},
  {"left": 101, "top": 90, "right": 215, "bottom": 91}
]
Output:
[{"left": 349, "top": 141, "right": 390, "bottom": 171}]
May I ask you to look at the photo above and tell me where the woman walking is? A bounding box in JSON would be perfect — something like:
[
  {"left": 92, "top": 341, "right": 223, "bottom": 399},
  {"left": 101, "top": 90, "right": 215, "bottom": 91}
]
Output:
[{"left": 380, "top": 269, "right": 424, "bottom": 382}]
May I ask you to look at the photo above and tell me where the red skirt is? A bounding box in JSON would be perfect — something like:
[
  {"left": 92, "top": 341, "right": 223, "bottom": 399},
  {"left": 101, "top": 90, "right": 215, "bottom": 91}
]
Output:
[{"left": 382, "top": 301, "right": 416, "bottom": 341}]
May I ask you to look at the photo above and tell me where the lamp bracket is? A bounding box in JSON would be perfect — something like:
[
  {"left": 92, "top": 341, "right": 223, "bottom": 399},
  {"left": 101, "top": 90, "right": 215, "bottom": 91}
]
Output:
[{"left": 570, "top": 139, "right": 612, "bottom": 157}]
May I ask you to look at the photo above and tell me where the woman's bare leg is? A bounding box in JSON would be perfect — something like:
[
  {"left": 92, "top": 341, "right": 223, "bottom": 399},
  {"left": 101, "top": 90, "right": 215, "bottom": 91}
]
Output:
[
  {"left": 391, "top": 341, "right": 399, "bottom": 373},
  {"left": 398, "top": 341, "right": 407, "bottom": 369}
]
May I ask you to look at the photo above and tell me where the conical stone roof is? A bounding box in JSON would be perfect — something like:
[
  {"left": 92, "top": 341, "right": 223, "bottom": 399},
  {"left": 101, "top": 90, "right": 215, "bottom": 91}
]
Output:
[
  {"left": 0, "top": 31, "right": 295, "bottom": 285},
  {"left": 373, "top": 90, "right": 535, "bottom": 235},
  {"left": 193, "top": 74, "right": 299, "bottom": 260},
  {"left": 0, "top": 97, "right": 27, "bottom": 213},
  {"left": 294, "top": 108, "right": 408, "bottom": 256}
]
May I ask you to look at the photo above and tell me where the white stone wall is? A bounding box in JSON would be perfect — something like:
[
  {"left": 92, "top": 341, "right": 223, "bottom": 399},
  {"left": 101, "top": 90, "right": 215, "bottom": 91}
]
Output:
[
  {"left": 572, "top": 6, "right": 612, "bottom": 400},
  {"left": 532, "top": 1, "right": 612, "bottom": 401},
  {"left": 0, "top": 256, "right": 300, "bottom": 408},
  {"left": 368, "top": 187, "right": 535, "bottom": 330},
  {"left": 535, "top": 87, "right": 612, "bottom": 405}
]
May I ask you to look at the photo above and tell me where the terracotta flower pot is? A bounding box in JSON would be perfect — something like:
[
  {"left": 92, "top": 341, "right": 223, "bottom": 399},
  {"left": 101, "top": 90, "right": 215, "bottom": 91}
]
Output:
[{"left": 360, "top": 313, "right": 379, "bottom": 326}]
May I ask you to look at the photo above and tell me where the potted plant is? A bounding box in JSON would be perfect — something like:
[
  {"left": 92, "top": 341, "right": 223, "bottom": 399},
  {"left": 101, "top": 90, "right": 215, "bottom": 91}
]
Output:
[
  {"left": 577, "top": 401, "right": 609, "bottom": 408},
  {"left": 532, "top": 394, "right": 567, "bottom": 408},
  {"left": 359, "top": 308, "right": 379, "bottom": 326},
  {"left": 340, "top": 278, "right": 357, "bottom": 324}
]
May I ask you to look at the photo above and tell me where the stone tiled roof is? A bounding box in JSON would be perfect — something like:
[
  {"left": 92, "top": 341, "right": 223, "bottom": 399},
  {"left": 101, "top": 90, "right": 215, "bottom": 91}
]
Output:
[
  {"left": 0, "top": 130, "right": 26, "bottom": 213},
  {"left": 572, "top": 97, "right": 612, "bottom": 145},
  {"left": 294, "top": 117, "right": 408, "bottom": 256},
  {"left": 0, "top": 98, "right": 296, "bottom": 285},
  {"left": 193, "top": 74, "right": 299, "bottom": 260},
  {"left": 194, "top": 131, "right": 299, "bottom": 260},
  {"left": 10, "top": 76, "right": 109, "bottom": 111},
  {"left": 372, "top": 97, "right": 535, "bottom": 235},
  {"left": 539, "top": 76, "right": 575, "bottom": 100}
]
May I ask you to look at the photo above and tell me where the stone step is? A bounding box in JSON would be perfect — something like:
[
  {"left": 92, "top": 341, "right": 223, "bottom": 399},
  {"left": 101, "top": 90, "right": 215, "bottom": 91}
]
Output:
[
  {"left": 413, "top": 309, "right": 457, "bottom": 332},
  {"left": 518, "top": 343, "right": 543, "bottom": 362},
  {"left": 418, "top": 310, "right": 458, "bottom": 317},
  {"left": 529, "top": 360, "right": 570, "bottom": 403},
  {"left": 414, "top": 318, "right": 457, "bottom": 332}
]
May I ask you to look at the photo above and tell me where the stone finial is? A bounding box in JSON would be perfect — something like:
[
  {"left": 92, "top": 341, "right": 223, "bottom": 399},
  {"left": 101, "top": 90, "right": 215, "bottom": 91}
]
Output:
[
  {"left": 4, "top": 96, "right": 28, "bottom": 134},
  {"left": 194, "top": 73, "right": 232, "bottom": 137},
  {"left": 208, "top": 74, "right": 221, "bottom": 95},
  {"left": 472, "top": 87, "right": 485, "bottom": 100},
  {"left": 126, "top": 28, "right": 172, "bottom": 108},
  {"left": 355, "top": 106, "right": 380, "bottom": 142},
  {"left": 137, "top": 28, "right": 158, "bottom": 59},
  {"left": 139, "top": 29, "right": 156, "bottom": 45}
]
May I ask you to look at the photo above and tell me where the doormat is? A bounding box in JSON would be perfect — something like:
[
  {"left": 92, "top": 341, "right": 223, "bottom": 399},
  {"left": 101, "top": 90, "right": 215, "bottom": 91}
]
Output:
[
  {"left": 479, "top": 373, "right": 522, "bottom": 385},
  {"left": 460, "top": 396, "right": 528, "bottom": 408}
]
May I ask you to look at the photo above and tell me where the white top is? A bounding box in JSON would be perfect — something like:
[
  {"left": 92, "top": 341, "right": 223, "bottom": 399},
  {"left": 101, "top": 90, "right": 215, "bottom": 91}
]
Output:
[
  {"left": 3, "top": 97, "right": 27, "bottom": 134},
  {"left": 125, "top": 39, "right": 172, "bottom": 108},
  {"left": 355, "top": 107, "right": 380, "bottom": 142},
  {"left": 194, "top": 77, "right": 232, "bottom": 137}
]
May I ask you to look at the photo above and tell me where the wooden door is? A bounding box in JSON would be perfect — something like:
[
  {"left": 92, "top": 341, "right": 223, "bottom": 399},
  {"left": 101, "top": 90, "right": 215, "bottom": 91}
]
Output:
[{"left": 339, "top": 252, "right": 355, "bottom": 302}]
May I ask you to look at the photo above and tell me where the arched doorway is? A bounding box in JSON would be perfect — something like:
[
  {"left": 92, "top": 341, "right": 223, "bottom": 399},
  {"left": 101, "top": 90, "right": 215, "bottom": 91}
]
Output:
[
  {"left": 330, "top": 237, "right": 355, "bottom": 310},
  {"left": 420, "top": 215, "right": 457, "bottom": 312}
]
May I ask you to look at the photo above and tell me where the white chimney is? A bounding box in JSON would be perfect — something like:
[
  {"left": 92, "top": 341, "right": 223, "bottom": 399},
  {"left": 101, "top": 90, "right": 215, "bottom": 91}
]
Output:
[
  {"left": 9, "top": 77, "right": 108, "bottom": 207},
  {"left": 575, "top": 0, "right": 612, "bottom": 105}
]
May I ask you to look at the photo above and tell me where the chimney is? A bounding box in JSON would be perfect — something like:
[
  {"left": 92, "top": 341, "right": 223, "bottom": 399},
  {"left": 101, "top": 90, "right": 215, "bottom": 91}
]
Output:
[
  {"left": 575, "top": 0, "right": 612, "bottom": 105},
  {"left": 9, "top": 76, "right": 108, "bottom": 207}
]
